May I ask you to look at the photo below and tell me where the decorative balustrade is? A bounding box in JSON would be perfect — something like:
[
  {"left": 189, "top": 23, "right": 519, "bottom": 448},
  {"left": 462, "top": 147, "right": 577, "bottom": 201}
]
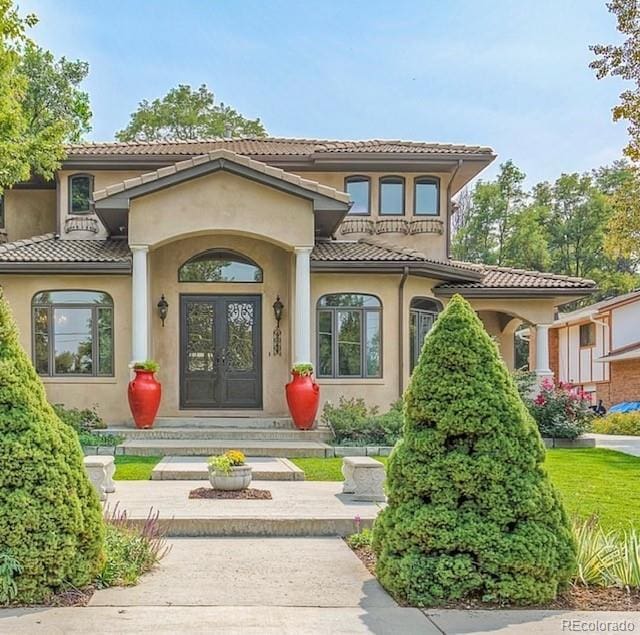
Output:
[
  {"left": 64, "top": 216, "right": 99, "bottom": 235},
  {"left": 339, "top": 218, "right": 376, "bottom": 235},
  {"left": 409, "top": 218, "right": 444, "bottom": 235},
  {"left": 339, "top": 217, "right": 444, "bottom": 236}
]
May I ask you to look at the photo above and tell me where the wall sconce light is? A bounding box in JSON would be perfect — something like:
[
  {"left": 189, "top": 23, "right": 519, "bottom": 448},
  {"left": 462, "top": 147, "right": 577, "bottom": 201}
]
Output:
[
  {"left": 272, "top": 295, "right": 284, "bottom": 355},
  {"left": 157, "top": 294, "right": 169, "bottom": 327}
]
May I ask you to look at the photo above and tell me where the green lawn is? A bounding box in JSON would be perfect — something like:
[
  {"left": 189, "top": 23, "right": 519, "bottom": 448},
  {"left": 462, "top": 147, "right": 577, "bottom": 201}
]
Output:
[
  {"left": 114, "top": 455, "right": 161, "bottom": 480},
  {"left": 293, "top": 449, "right": 640, "bottom": 529}
]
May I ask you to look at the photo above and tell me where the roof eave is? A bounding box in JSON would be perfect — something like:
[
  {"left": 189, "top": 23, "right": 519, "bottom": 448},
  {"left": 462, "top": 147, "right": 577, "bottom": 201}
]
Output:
[
  {"left": 310, "top": 260, "right": 483, "bottom": 282},
  {"left": 434, "top": 287, "right": 597, "bottom": 299},
  {"left": 0, "top": 262, "right": 131, "bottom": 274}
]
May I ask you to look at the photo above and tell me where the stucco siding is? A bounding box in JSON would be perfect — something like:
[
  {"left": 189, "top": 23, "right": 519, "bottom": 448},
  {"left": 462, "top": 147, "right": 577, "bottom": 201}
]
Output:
[{"left": 4, "top": 189, "right": 56, "bottom": 242}]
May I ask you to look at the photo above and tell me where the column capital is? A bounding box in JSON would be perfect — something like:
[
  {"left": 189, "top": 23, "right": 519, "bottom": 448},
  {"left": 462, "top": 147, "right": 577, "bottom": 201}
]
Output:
[
  {"left": 294, "top": 246, "right": 313, "bottom": 255},
  {"left": 130, "top": 244, "right": 149, "bottom": 253}
]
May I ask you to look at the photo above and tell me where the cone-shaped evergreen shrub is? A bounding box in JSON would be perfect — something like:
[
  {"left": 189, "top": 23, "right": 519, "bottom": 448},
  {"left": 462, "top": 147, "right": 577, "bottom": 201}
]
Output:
[
  {"left": 372, "top": 294, "right": 575, "bottom": 606},
  {"left": 0, "top": 290, "right": 104, "bottom": 603}
]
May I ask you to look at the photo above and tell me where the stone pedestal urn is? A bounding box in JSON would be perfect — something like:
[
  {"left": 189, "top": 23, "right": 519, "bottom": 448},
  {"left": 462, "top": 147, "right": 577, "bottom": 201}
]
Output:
[{"left": 209, "top": 465, "right": 253, "bottom": 490}]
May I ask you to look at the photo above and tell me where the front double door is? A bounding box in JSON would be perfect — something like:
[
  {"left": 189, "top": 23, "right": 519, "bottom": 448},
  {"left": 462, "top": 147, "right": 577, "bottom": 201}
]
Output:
[{"left": 180, "top": 294, "right": 262, "bottom": 409}]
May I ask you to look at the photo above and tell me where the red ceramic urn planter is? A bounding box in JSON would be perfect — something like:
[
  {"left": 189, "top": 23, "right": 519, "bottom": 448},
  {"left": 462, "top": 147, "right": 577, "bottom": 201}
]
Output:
[
  {"left": 128, "top": 369, "right": 161, "bottom": 429},
  {"left": 286, "top": 370, "right": 320, "bottom": 430}
]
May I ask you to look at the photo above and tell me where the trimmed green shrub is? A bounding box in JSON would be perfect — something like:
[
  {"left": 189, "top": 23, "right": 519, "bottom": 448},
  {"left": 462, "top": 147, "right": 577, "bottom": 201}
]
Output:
[
  {"left": 322, "top": 397, "right": 403, "bottom": 446},
  {"left": 372, "top": 294, "right": 576, "bottom": 606},
  {"left": 0, "top": 290, "right": 104, "bottom": 603},
  {"left": 593, "top": 412, "right": 640, "bottom": 436}
]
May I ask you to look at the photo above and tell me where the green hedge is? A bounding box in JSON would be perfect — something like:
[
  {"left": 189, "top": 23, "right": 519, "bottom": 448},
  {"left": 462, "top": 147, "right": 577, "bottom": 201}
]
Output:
[
  {"left": 372, "top": 294, "right": 575, "bottom": 606},
  {"left": 0, "top": 290, "right": 104, "bottom": 603},
  {"left": 593, "top": 412, "right": 640, "bottom": 435}
]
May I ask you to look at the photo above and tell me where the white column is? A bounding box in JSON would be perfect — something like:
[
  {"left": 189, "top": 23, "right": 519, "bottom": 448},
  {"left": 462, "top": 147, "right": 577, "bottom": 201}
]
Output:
[
  {"left": 294, "top": 246, "right": 312, "bottom": 364},
  {"left": 534, "top": 323, "right": 552, "bottom": 377},
  {"left": 131, "top": 245, "right": 149, "bottom": 363}
]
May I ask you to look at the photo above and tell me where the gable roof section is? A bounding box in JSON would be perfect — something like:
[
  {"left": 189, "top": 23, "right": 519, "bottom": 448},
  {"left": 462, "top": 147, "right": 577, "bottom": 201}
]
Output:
[
  {"left": 93, "top": 148, "right": 350, "bottom": 206},
  {"left": 93, "top": 149, "right": 351, "bottom": 238},
  {"left": 0, "top": 234, "right": 130, "bottom": 273},
  {"left": 553, "top": 289, "right": 640, "bottom": 326}
]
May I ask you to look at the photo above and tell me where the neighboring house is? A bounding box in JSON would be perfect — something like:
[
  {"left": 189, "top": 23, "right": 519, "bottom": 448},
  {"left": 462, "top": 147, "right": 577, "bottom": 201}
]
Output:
[
  {"left": 549, "top": 290, "right": 640, "bottom": 407},
  {"left": 0, "top": 138, "right": 595, "bottom": 423}
]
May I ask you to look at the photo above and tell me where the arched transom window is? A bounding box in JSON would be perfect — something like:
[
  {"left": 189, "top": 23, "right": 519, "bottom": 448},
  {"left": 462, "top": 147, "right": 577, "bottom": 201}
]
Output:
[
  {"left": 317, "top": 293, "right": 382, "bottom": 378},
  {"left": 178, "top": 250, "right": 263, "bottom": 283},
  {"left": 32, "top": 290, "right": 114, "bottom": 376},
  {"left": 409, "top": 297, "right": 442, "bottom": 372}
]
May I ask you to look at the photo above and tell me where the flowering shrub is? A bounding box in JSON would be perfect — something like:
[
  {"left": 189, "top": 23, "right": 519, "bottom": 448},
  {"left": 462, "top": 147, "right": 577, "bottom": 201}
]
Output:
[{"left": 529, "top": 377, "right": 594, "bottom": 439}]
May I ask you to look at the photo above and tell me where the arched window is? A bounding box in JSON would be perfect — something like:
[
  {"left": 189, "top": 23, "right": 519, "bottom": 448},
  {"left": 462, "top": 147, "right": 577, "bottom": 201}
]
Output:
[
  {"left": 414, "top": 176, "right": 440, "bottom": 216},
  {"left": 32, "top": 290, "right": 114, "bottom": 376},
  {"left": 178, "top": 250, "right": 263, "bottom": 283},
  {"left": 317, "top": 294, "right": 381, "bottom": 378},
  {"left": 345, "top": 176, "right": 370, "bottom": 215},
  {"left": 379, "top": 176, "right": 405, "bottom": 215},
  {"left": 410, "top": 297, "right": 442, "bottom": 372},
  {"left": 69, "top": 174, "right": 93, "bottom": 214}
]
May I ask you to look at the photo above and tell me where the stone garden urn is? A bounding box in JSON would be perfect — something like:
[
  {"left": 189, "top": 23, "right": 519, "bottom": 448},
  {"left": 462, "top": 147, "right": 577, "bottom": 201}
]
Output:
[{"left": 208, "top": 465, "right": 253, "bottom": 491}]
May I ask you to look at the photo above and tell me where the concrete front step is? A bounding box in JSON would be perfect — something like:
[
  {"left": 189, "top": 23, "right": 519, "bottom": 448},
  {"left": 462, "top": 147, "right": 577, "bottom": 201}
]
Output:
[
  {"left": 107, "top": 426, "right": 332, "bottom": 443},
  {"left": 150, "top": 456, "right": 305, "bottom": 481},
  {"left": 153, "top": 417, "right": 302, "bottom": 429},
  {"left": 120, "top": 439, "right": 330, "bottom": 458}
]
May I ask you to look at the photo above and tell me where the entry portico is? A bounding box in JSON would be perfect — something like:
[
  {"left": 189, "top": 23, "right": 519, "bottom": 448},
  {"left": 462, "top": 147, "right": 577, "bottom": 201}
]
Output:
[{"left": 93, "top": 149, "right": 350, "bottom": 416}]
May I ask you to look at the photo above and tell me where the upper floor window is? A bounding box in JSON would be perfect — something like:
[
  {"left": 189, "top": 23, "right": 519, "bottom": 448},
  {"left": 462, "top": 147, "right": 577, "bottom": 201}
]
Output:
[
  {"left": 317, "top": 293, "right": 381, "bottom": 378},
  {"left": 379, "top": 176, "right": 405, "bottom": 215},
  {"left": 414, "top": 177, "right": 440, "bottom": 216},
  {"left": 32, "top": 290, "right": 114, "bottom": 377},
  {"left": 69, "top": 174, "right": 93, "bottom": 214},
  {"left": 410, "top": 297, "right": 441, "bottom": 372},
  {"left": 345, "top": 176, "right": 370, "bottom": 215},
  {"left": 179, "top": 250, "right": 263, "bottom": 283},
  {"left": 580, "top": 323, "right": 596, "bottom": 347}
]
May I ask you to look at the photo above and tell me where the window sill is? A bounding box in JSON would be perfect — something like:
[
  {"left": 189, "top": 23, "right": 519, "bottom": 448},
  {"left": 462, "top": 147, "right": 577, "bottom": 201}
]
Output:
[
  {"left": 317, "top": 378, "right": 385, "bottom": 385},
  {"left": 41, "top": 376, "right": 118, "bottom": 385}
]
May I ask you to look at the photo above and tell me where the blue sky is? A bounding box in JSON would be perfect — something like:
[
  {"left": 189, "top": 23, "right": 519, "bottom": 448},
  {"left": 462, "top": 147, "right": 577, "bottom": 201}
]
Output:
[{"left": 21, "top": 0, "right": 628, "bottom": 184}]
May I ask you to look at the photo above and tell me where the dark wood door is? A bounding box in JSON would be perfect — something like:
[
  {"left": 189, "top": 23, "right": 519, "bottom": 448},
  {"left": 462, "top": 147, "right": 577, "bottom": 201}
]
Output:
[{"left": 180, "top": 295, "right": 262, "bottom": 409}]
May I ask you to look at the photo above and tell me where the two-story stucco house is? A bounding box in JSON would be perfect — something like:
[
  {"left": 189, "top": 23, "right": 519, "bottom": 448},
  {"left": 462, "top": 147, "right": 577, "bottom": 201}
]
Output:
[
  {"left": 549, "top": 290, "right": 640, "bottom": 407},
  {"left": 0, "top": 138, "right": 596, "bottom": 424}
]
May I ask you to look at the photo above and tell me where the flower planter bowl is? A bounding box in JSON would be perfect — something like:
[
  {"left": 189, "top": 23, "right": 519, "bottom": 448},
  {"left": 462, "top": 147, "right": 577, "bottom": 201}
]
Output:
[
  {"left": 128, "top": 369, "right": 161, "bottom": 429},
  {"left": 208, "top": 465, "right": 253, "bottom": 491},
  {"left": 285, "top": 371, "right": 320, "bottom": 430}
]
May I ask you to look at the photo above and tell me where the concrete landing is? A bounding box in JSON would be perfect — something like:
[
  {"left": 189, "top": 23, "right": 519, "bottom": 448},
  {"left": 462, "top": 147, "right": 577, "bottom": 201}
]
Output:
[
  {"left": 151, "top": 456, "right": 305, "bottom": 481},
  {"left": 120, "top": 438, "right": 330, "bottom": 458},
  {"left": 105, "top": 479, "right": 383, "bottom": 536}
]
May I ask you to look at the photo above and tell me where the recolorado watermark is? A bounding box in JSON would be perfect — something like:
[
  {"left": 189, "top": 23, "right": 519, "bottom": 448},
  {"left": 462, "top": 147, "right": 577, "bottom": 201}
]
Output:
[{"left": 562, "top": 619, "right": 636, "bottom": 632}]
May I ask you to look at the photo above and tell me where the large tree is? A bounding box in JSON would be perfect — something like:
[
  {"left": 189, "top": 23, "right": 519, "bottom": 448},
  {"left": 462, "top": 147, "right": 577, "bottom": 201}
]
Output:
[
  {"left": 116, "top": 84, "right": 266, "bottom": 142},
  {"left": 591, "top": 0, "right": 640, "bottom": 161},
  {"left": 372, "top": 294, "right": 575, "bottom": 606},
  {"left": 0, "top": 0, "right": 91, "bottom": 192}
]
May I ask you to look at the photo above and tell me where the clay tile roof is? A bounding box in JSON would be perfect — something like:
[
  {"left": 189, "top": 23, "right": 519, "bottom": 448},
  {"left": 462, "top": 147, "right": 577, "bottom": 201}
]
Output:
[
  {"left": 67, "top": 137, "right": 495, "bottom": 158},
  {"left": 311, "top": 239, "right": 479, "bottom": 273},
  {"left": 437, "top": 263, "right": 596, "bottom": 290},
  {"left": 92, "top": 148, "right": 350, "bottom": 204},
  {"left": 0, "top": 234, "right": 131, "bottom": 263}
]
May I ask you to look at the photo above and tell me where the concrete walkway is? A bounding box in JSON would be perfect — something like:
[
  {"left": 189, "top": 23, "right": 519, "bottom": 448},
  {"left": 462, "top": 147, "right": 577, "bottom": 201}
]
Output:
[
  {"left": 0, "top": 537, "right": 430, "bottom": 634},
  {"left": 587, "top": 432, "right": 640, "bottom": 457}
]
